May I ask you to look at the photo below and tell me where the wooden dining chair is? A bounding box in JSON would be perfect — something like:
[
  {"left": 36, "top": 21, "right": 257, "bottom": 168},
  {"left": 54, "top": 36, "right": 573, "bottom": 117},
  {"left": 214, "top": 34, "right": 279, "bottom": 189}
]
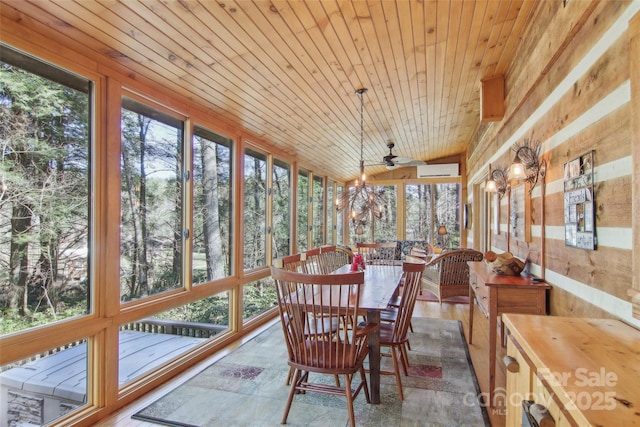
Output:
[
  {"left": 302, "top": 247, "right": 326, "bottom": 274},
  {"left": 356, "top": 241, "right": 397, "bottom": 265},
  {"left": 273, "top": 252, "right": 306, "bottom": 272},
  {"left": 378, "top": 261, "right": 424, "bottom": 400},
  {"left": 275, "top": 251, "right": 339, "bottom": 385},
  {"left": 271, "top": 267, "right": 378, "bottom": 427},
  {"left": 316, "top": 245, "right": 354, "bottom": 273}
]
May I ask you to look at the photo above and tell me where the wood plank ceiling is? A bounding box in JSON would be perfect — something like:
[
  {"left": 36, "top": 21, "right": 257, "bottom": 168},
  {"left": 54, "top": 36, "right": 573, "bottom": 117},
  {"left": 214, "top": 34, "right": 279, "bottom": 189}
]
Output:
[{"left": 3, "top": 0, "right": 537, "bottom": 182}]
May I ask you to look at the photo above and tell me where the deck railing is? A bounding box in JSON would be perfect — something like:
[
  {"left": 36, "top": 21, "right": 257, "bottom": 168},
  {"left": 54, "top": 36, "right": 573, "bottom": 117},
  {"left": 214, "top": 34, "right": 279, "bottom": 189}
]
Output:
[{"left": 1, "top": 318, "right": 227, "bottom": 371}]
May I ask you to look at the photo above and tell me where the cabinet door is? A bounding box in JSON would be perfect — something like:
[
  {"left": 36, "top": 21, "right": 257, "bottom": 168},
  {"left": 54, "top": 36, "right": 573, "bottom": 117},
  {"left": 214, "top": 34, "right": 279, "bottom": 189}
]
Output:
[
  {"left": 505, "top": 338, "right": 532, "bottom": 426},
  {"left": 532, "top": 376, "right": 574, "bottom": 427}
]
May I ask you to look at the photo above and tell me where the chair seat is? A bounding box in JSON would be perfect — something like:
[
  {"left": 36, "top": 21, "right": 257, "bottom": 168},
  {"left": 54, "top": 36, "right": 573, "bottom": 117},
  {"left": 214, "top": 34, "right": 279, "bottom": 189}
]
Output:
[
  {"left": 305, "top": 316, "right": 340, "bottom": 336},
  {"left": 378, "top": 321, "right": 409, "bottom": 346},
  {"left": 290, "top": 340, "right": 368, "bottom": 373},
  {"left": 380, "top": 307, "right": 399, "bottom": 322}
]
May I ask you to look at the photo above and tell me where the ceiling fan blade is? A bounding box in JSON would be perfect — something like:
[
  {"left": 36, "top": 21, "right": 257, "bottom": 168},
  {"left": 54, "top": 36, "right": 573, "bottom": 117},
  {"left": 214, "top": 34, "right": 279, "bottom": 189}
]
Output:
[
  {"left": 392, "top": 156, "right": 414, "bottom": 164},
  {"left": 404, "top": 160, "right": 427, "bottom": 166}
]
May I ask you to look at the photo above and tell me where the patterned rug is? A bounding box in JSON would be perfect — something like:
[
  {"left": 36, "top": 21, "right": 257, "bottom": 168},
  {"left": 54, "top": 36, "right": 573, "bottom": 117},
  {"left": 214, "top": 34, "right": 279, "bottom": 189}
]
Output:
[{"left": 132, "top": 317, "right": 490, "bottom": 427}]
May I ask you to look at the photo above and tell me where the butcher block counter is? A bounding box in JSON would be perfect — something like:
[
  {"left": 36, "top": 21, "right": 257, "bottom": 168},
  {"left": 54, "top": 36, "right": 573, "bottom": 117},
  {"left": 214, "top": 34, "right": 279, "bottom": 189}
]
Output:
[{"left": 502, "top": 313, "right": 640, "bottom": 426}]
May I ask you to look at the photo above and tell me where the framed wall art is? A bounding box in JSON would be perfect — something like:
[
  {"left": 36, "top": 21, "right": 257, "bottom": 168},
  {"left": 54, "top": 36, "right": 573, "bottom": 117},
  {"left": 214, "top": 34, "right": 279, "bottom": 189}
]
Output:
[{"left": 563, "top": 150, "right": 595, "bottom": 249}]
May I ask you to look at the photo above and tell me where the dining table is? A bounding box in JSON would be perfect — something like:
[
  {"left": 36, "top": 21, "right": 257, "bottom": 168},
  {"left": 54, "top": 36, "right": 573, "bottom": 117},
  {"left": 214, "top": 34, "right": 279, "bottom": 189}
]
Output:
[{"left": 332, "top": 263, "right": 404, "bottom": 404}]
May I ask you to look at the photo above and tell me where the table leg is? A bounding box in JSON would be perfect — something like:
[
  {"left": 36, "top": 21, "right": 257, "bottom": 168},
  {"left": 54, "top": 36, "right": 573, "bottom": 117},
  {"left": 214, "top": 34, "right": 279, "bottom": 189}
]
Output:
[
  {"left": 468, "top": 286, "right": 474, "bottom": 344},
  {"left": 367, "top": 309, "right": 381, "bottom": 404}
]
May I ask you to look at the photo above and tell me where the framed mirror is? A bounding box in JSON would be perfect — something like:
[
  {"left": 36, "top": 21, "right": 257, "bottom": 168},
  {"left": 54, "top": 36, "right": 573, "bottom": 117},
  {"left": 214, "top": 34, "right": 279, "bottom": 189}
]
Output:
[{"left": 563, "top": 151, "right": 595, "bottom": 249}]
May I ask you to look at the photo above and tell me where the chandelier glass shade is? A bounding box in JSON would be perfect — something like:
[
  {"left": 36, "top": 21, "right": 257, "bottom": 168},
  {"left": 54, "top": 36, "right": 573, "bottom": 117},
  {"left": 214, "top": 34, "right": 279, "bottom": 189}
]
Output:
[{"left": 335, "top": 88, "right": 386, "bottom": 226}]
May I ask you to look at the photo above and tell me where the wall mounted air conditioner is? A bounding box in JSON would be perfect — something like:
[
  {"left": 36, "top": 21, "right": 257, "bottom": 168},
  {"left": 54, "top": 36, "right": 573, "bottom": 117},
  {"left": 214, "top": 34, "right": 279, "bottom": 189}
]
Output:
[{"left": 416, "top": 163, "right": 459, "bottom": 177}]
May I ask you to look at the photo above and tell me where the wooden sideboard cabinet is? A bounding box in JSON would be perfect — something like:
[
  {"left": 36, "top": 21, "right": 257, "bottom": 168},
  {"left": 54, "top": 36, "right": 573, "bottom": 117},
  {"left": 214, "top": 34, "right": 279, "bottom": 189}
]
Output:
[
  {"left": 467, "top": 261, "right": 551, "bottom": 403},
  {"left": 503, "top": 313, "right": 640, "bottom": 426}
]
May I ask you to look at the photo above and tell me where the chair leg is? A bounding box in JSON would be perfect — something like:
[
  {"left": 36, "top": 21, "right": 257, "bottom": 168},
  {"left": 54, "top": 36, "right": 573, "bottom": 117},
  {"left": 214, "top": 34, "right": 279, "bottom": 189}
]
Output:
[
  {"left": 285, "top": 366, "right": 293, "bottom": 385},
  {"left": 359, "top": 366, "right": 371, "bottom": 403},
  {"left": 390, "top": 346, "right": 404, "bottom": 400},
  {"left": 344, "top": 374, "right": 356, "bottom": 427},
  {"left": 282, "top": 368, "right": 300, "bottom": 424},
  {"left": 399, "top": 343, "right": 410, "bottom": 375}
]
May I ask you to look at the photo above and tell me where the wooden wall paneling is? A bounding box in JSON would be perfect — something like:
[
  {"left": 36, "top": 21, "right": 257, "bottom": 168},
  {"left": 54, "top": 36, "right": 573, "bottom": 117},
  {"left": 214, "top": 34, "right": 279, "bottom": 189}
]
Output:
[
  {"left": 545, "top": 239, "right": 632, "bottom": 301},
  {"left": 594, "top": 177, "right": 633, "bottom": 228},
  {"left": 504, "top": 0, "right": 599, "bottom": 134},
  {"left": 629, "top": 10, "right": 640, "bottom": 317},
  {"left": 548, "top": 286, "right": 614, "bottom": 319}
]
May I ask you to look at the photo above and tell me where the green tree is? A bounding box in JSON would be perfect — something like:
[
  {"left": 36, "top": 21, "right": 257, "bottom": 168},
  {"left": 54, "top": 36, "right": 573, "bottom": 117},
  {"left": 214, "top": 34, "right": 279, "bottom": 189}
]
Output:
[{"left": 0, "top": 63, "right": 89, "bottom": 323}]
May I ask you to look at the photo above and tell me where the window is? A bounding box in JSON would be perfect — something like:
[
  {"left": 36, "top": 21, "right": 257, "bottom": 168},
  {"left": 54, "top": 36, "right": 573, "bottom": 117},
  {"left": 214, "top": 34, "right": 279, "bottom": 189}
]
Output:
[
  {"left": 193, "top": 126, "right": 233, "bottom": 283},
  {"left": 243, "top": 147, "right": 267, "bottom": 270},
  {"left": 336, "top": 186, "right": 345, "bottom": 244},
  {"left": 312, "top": 175, "right": 324, "bottom": 247},
  {"left": 405, "top": 184, "right": 433, "bottom": 244},
  {"left": 0, "top": 45, "right": 92, "bottom": 333},
  {"left": 296, "top": 169, "right": 309, "bottom": 251},
  {"left": 326, "top": 181, "right": 335, "bottom": 244},
  {"left": 373, "top": 185, "right": 397, "bottom": 241},
  {"left": 0, "top": 339, "right": 89, "bottom": 426},
  {"left": 120, "top": 97, "right": 184, "bottom": 302},
  {"left": 118, "top": 291, "right": 230, "bottom": 385},
  {"left": 272, "top": 158, "right": 291, "bottom": 259},
  {"left": 435, "top": 183, "right": 461, "bottom": 249},
  {"left": 242, "top": 276, "right": 276, "bottom": 321}
]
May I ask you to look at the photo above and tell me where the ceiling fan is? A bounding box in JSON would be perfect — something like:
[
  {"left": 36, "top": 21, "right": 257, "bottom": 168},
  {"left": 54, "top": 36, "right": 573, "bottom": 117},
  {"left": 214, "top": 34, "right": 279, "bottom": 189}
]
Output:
[{"left": 378, "top": 140, "right": 426, "bottom": 169}]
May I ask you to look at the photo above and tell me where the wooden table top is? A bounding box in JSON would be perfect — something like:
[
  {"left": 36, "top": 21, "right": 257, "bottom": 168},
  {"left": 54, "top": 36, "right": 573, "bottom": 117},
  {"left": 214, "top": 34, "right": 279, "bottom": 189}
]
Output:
[
  {"left": 332, "top": 264, "right": 404, "bottom": 311},
  {"left": 503, "top": 313, "right": 640, "bottom": 426}
]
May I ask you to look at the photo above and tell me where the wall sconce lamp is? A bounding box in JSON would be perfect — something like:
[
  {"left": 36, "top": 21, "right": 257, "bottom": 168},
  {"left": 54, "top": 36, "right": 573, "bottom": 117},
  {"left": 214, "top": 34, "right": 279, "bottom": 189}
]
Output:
[
  {"left": 507, "top": 139, "right": 547, "bottom": 193},
  {"left": 485, "top": 165, "right": 509, "bottom": 199}
]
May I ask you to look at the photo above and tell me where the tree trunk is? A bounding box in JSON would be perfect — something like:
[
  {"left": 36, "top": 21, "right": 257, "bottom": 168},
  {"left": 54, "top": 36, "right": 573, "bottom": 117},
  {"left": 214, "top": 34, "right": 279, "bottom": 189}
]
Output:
[
  {"left": 201, "top": 141, "right": 224, "bottom": 281},
  {"left": 137, "top": 115, "right": 149, "bottom": 295},
  {"left": 10, "top": 204, "right": 31, "bottom": 315}
]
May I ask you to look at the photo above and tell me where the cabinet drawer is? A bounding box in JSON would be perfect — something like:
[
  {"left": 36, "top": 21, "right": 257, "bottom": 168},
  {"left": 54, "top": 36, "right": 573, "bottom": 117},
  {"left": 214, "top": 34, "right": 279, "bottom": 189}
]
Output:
[{"left": 475, "top": 279, "right": 489, "bottom": 315}]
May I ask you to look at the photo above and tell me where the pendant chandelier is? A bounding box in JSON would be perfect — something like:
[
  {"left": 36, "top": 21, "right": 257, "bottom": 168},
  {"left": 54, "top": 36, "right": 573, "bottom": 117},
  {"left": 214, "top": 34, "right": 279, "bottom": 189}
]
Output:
[{"left": 335, "top": 88, "right": 386, "bottom": 226}]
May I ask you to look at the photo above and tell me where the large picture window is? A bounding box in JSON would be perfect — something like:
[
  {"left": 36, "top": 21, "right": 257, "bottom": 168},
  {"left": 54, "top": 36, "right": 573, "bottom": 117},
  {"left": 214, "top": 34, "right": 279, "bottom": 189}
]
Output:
[
  {"left": 406, "top": 183, "right": 461, "bottom": 249},
  {"left": 0, "top": 46, "right": 92, "bottom": 333},
  {"left": 120, "top": 97, "right": 184, "bottom": 302},
  {"left": 193, "top": 126, "right": 233, "bottom": 283}
]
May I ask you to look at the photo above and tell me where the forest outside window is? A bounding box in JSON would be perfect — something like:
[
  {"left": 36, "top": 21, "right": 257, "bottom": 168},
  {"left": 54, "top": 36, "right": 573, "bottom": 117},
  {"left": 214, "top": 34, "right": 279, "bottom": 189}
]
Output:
[
  {"left": 120, "top": 96, "right": 185, "bottom": 302},
  {"left": 271, "top": 158, "right": 292, "bottom": 260},
  {"left": 296, "top": 169, "right": 309, "bottom": 252},
  {"left": 312, "top": 174, "right": 325, "bottom": 248},
  {"left": 326, "top": 180, "right": 335, "bottom": 245},
  {"left": 192, "top": 126, "right": 233, "bottom": 284},
  {"left": 405, "top": 183, "right": 461, "bottom": 248},
  {"left": 243, "top": 147, "right": 267, "bottom": 270},
  {"left": 373, "top": 185, "right": 398, "bottom": 242},
  {"left": 0, "top": 45, "right": 92, "bottom": 334}
]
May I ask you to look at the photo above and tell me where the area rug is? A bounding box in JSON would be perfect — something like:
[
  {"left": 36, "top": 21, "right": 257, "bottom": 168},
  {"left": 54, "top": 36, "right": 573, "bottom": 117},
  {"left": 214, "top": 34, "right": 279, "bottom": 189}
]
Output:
[{"left": 132, "top": 318, "right": 490, "bottom": 427}]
